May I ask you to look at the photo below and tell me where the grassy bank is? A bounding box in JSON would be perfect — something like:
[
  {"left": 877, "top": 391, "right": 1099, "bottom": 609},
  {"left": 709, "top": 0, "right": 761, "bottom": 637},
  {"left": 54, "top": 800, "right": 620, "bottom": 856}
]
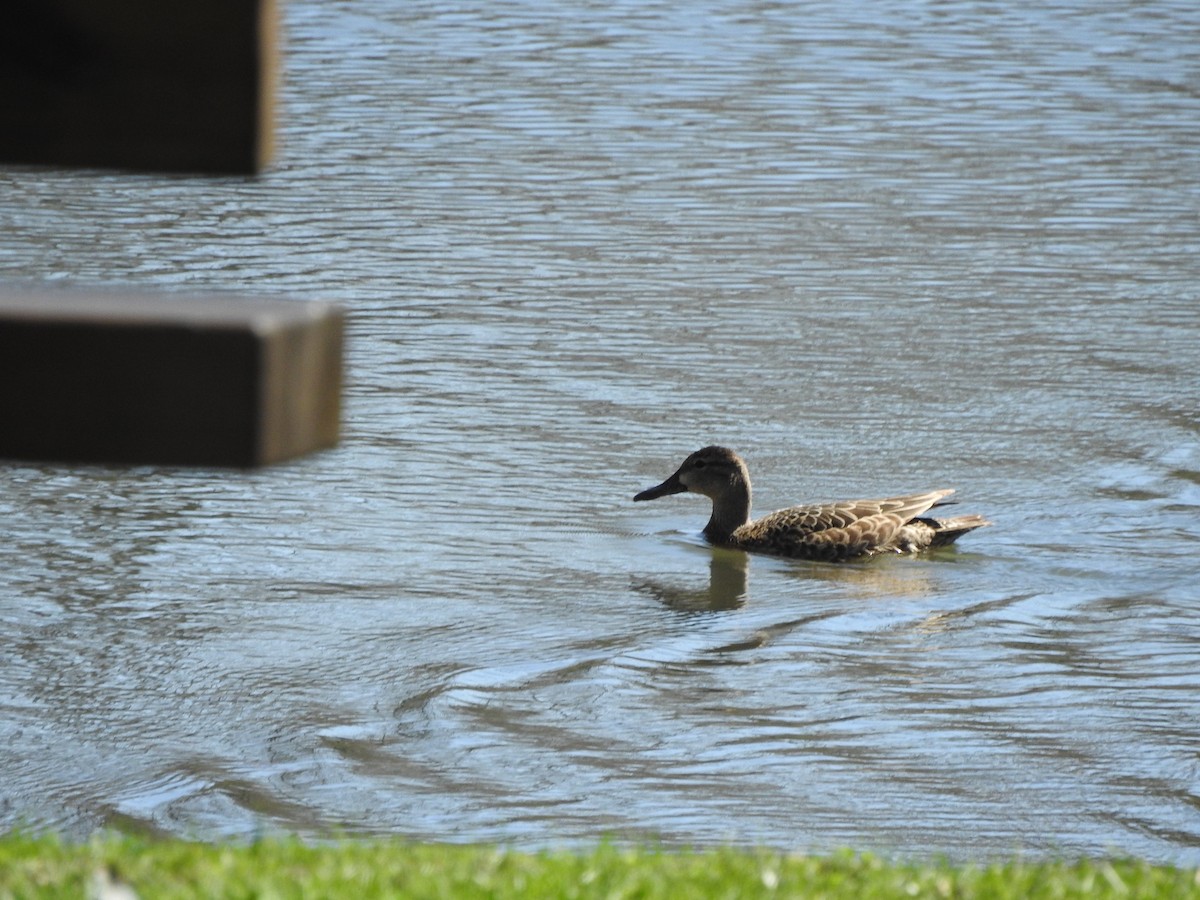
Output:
[{"left": 2, "top": 833, "right": 1198, "bottom": 898}]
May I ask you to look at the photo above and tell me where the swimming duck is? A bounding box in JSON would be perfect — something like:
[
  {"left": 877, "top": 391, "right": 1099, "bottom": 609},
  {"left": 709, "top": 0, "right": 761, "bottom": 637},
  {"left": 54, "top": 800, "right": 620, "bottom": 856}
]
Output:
[{"left": 633, "top": 446, "right": 989, "bottom": 561}]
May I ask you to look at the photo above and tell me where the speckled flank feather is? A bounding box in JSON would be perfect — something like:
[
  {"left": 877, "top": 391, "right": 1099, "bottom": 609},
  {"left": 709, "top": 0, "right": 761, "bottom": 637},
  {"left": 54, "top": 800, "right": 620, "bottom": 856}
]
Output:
[
  {"left": 730, "top": 490, "right": 957, "bottom": 561},
  {"left": 633, "top": 446, "right": 990, "bottom": 562}
]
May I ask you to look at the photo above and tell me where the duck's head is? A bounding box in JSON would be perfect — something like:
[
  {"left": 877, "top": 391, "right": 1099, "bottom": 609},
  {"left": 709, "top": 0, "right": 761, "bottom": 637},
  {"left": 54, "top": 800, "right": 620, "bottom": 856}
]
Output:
[{"left": 633, "top": 446, "right": 750, "bottom": 503}]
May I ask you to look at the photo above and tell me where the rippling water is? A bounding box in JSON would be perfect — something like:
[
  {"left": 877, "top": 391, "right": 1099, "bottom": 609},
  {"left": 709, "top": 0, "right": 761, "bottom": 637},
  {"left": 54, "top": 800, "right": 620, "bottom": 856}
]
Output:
[{"left": 2, "top": 0, "right": 1199, "bottom": 863}]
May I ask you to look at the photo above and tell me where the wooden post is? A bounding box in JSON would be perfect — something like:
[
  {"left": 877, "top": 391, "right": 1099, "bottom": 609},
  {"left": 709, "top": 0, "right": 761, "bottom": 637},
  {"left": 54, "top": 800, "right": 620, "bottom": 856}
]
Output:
[
  {"left": 0, "top": 288, "right": 343, "bottom": 467},
  {"left": 0, "top": 0, "right": 277, "bottom": 173}
]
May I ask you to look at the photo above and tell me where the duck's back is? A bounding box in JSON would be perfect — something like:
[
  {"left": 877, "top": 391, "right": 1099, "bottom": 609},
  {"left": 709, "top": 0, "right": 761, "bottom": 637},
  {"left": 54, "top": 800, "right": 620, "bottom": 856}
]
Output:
[{"left": 730, "top": 490, "right": 956, "bottom": 561}]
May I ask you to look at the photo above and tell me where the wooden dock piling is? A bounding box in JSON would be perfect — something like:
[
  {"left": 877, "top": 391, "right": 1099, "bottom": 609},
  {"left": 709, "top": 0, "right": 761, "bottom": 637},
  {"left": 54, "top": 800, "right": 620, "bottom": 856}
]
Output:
[
  {"left": 0, "top": 288, "right": 343, "bottom": 467},
  {"left": 0, "top": 0, "right": 277, "bottom": 173}
]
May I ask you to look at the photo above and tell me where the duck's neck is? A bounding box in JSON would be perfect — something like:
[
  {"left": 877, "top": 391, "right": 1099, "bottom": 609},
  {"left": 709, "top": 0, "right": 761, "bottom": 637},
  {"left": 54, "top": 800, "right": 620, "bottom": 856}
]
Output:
[{"left": 703, "top": 480, "right": 752, "bottom": 545}]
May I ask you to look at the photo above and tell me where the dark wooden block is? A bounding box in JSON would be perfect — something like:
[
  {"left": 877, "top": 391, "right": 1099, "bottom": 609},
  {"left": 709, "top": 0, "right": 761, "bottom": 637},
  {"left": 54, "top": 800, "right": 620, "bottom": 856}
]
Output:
[
  {"left": 0, "top": 0, "right": 277, "bottom": 173},
  {"left": 0, "top": 287, "right": 343, "bottom": 466}
]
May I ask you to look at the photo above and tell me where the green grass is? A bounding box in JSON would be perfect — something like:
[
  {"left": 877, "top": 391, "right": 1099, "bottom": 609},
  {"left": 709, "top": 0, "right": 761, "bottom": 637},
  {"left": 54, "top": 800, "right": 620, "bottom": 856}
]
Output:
[{"left": 2, "top": 833, "right": 1198, "bottom": 899}]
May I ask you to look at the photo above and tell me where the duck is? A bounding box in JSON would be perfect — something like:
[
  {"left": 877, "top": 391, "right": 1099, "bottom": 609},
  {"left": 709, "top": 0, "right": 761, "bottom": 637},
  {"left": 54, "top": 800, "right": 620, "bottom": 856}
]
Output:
[{"left": 633, "top": 446, "right": 990, "bottom": 562}]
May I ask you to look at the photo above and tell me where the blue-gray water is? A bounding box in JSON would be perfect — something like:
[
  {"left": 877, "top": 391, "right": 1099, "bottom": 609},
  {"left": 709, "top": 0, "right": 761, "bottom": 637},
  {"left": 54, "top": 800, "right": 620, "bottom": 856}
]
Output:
[{"left": 2, "top": 0, "right": 1199, "bottom": 863}]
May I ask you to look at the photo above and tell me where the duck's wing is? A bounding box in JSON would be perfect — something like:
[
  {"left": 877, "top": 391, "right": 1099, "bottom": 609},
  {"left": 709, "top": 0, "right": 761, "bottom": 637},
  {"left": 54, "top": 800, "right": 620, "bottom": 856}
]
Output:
[{"left": 739, "top": 490, "right": 955, "bottom": 560}]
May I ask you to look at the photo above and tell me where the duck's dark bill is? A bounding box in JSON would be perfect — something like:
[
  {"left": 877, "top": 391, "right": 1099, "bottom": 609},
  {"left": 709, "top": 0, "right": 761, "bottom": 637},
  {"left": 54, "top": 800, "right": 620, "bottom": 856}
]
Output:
[{"left": 633, "top": 475, "right": 686, "bottom": 502}]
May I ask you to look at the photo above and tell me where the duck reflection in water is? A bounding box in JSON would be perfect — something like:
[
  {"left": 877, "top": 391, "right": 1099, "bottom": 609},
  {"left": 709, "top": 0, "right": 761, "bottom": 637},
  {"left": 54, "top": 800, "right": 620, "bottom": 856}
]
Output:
[{"left": 633, "top": 547, "right": 750, "bottom": 613}]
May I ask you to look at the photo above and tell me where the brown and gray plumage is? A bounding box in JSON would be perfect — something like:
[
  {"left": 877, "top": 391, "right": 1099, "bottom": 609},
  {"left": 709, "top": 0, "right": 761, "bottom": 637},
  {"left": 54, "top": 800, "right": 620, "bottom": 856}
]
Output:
[{"left": 633, "top": 446, "right": 990, "bottom": 562}]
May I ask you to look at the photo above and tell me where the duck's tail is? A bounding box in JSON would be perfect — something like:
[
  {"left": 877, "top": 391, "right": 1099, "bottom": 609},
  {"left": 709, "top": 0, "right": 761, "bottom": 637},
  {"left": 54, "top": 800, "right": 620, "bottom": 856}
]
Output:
[{"left": 919, "top": 514, "right": 992, "bottom": 547}]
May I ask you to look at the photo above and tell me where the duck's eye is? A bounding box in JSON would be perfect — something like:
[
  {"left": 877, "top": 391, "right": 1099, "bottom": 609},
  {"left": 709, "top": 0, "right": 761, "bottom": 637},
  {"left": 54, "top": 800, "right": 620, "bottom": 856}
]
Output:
[{"left": 693, "top": 459, "right": 706, "bottom": 469}]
